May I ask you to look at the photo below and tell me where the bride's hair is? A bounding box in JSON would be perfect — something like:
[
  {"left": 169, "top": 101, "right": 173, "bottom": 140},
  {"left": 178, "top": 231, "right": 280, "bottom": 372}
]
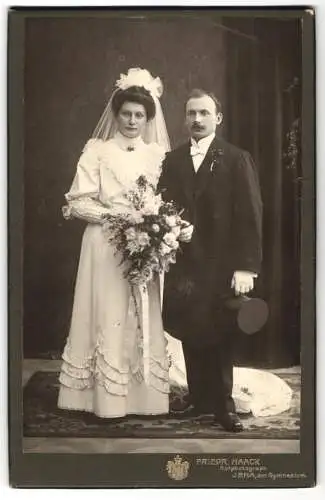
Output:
[{"left": 111, "top": 85, "right": 156, "bottom": 121}]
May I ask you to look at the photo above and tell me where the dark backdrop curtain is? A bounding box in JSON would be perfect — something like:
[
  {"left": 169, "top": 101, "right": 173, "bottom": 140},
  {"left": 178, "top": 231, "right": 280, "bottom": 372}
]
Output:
[{"left": 223, "top": 18, "right": 301, "bottom": 367}]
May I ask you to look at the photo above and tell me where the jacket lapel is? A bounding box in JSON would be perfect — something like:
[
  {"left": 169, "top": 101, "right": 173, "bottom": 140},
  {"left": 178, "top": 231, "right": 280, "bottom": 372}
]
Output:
[{"left": 178, "top": 142, "right": 196, "bottom": 207}]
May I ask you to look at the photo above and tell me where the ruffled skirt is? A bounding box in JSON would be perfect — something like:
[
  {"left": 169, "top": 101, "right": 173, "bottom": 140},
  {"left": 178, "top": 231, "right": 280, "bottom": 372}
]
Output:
[{"left": 58, "top": 224, "right": 169, "bottom": 418}]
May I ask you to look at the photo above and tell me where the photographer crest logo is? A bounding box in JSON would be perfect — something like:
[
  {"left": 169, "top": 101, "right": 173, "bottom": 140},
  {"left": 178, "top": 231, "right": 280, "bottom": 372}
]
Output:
[{"left": 166, "top": 455, "right": 190, "bottom": 480}]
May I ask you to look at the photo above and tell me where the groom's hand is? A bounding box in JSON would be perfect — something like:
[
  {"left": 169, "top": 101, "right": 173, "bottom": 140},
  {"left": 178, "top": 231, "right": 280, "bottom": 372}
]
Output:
[
  {"left": 231, "top": 270, "right": 257, "bottom": 295},
  {"left": 179, "top": 223, "right": 194, "bottom": 243}
]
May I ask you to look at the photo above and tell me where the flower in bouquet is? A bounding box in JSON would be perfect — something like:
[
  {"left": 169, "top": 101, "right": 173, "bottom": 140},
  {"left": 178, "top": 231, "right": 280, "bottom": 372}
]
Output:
[
  {"left": 168, "top": 251, "right": 177, "bottom": 264},
  {"left": 165, "top": 250, "right": 177, "bottom": 265},
  {"left": 125, "top": 227, "right": 137, "bottom": 240},
  {"left": 171, "top": 225, "right": 181, "bottom": 238},
  {"left": 141, "top": 192, "right": 161, "bottom": 216},
  {"left": 126, "top": 230, "right": 150, "bottom": 255},
  {"left": 163, "top": 232, "right": 179, "bottom": 250},
  {"left": 159, "top": 241, "right": 172, "bottom": 256},
  {"left": 137, "top": 231, "right": 151, "bottom": 247},
  {"left": 164, "top": 215, "right": 178, "bottom": 228},
  {"left": 159, "top": 248, "right": 177, "bottom": 273},
  {"left": 128, "top": 211, "right": 145, "bottom": 224}
]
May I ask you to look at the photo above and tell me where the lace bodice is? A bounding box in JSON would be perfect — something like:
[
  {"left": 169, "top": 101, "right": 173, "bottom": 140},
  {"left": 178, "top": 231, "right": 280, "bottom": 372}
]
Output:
[{"left": 63, "top": 136, "right": 165, "bottom": 223}]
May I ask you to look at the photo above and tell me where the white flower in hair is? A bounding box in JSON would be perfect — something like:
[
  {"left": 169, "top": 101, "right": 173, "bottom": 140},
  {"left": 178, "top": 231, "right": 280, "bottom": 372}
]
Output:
[{"left": 115, "top": 68, "right": 163, "bottom": 99}]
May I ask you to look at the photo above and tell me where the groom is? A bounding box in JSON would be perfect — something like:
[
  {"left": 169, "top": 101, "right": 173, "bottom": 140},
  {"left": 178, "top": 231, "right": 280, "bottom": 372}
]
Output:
[{"left": 158, "top": 89, "right": 263, "bottom": 432}]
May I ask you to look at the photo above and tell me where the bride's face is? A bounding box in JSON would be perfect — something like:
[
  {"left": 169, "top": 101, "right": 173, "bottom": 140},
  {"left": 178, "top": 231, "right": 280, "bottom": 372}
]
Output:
[{"left": 116, "top": 101, "right": 147, "bottom": 139}]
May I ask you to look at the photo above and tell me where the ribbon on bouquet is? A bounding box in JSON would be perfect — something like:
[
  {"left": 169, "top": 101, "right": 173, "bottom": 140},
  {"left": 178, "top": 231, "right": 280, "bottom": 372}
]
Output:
[
  {"left": 132, "top": 271, "right": 165, "bottom": 386},
  {"left": 159, "top": 271, "right": 164, "bottom": 310},
  {"left": 139, "top": 284, "right": 150, "bottom": 385}
]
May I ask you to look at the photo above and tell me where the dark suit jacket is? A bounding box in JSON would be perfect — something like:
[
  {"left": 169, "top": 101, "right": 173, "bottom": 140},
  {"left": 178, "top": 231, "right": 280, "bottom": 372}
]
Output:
[{"left": 158, "top": 135, "right": 263, "bottom": 344}]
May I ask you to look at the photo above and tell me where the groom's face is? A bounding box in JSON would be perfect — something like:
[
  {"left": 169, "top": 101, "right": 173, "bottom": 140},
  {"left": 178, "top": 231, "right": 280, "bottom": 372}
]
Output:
[{"left": 185, "top": 95, "right": 218, "bottom": 140}]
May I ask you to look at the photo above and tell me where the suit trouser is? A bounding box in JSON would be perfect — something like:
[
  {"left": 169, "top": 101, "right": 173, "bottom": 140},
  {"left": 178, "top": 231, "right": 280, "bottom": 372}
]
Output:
[{"left": 182, "top": 333, "right": 236, "bottom": 416}]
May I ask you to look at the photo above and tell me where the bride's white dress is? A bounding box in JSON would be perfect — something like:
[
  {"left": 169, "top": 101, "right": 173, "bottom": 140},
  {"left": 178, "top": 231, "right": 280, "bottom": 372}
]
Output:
[{"left": 58, "top": 134, "right": 170, "bottom": 418}]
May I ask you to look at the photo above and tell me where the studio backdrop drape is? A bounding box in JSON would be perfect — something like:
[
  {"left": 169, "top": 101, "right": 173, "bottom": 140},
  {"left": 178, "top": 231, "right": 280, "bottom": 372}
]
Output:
[{"left": 222, "top": 17, "right": 301, "bottom": 367}]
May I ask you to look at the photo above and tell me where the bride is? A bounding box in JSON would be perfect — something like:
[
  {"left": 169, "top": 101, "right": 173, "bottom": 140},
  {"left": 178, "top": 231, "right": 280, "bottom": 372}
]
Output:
[{"left": 58, "top": 68, "right": 183, "bottom": 419}]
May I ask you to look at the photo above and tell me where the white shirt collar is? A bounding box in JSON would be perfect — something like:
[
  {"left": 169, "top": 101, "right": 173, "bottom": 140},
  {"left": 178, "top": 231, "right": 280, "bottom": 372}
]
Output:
[
  {"left": 114, "top": 131, "right": 144, "bottom": 151},
  {"left": 190, "top": 132, "right": 215, "bottom": 154}
]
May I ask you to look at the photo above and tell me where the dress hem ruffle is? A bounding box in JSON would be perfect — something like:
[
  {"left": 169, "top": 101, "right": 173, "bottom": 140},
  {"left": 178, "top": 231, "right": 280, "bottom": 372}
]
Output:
[{"left": 59, "top": 338, "right": 170, "bottom": 396}]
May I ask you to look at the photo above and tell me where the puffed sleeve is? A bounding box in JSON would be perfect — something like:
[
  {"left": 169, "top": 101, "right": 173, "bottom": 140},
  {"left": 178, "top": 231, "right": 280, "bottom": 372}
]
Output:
[
  {"left": 62, "top": 139, "right": 111, "bottom": 224},
  {"left": 145, "top": 143, "right": 166, "bottom": 186}
]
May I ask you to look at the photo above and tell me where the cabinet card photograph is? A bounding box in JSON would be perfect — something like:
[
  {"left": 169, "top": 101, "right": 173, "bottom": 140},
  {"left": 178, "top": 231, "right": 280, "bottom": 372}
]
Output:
[{"left": 8, "top": 7, "right": 315, "bottom": 488}]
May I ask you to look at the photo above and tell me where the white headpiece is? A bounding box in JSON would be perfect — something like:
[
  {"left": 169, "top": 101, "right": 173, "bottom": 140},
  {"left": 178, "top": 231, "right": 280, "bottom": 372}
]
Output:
[
  {"left": 92, "top": 67, "right": 170, "bottom": 152},
  {"left": 115, "top": 68, "right": 163, "bottom": 98}
]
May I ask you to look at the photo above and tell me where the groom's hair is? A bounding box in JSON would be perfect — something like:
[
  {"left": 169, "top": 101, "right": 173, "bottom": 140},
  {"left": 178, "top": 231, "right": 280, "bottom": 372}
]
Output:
[{"left": 186, "top": 89, "right": 222, "bottom": 114}]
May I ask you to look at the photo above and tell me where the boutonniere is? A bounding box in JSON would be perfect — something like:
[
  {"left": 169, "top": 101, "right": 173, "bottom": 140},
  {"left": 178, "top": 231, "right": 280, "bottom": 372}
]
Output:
[{"left": 209, "top": 147, "right": 224, "bottom": 172}]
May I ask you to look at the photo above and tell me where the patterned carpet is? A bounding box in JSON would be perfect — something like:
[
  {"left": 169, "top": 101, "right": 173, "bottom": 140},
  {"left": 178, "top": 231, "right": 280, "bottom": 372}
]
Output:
[{"left": 23, "top": 371, "right": 300, "bottom": 439}]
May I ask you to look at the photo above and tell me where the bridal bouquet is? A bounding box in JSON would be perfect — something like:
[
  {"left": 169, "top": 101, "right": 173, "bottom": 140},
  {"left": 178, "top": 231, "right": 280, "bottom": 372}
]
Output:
[{"left": 102, "top": 175, "right": 188, "bottom": 286}]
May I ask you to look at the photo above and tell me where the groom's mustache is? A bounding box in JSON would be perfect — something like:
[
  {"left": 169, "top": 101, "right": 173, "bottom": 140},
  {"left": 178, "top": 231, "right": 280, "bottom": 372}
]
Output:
[{"left": 192, "top": 124, "right": 205, "bottom": 130}]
